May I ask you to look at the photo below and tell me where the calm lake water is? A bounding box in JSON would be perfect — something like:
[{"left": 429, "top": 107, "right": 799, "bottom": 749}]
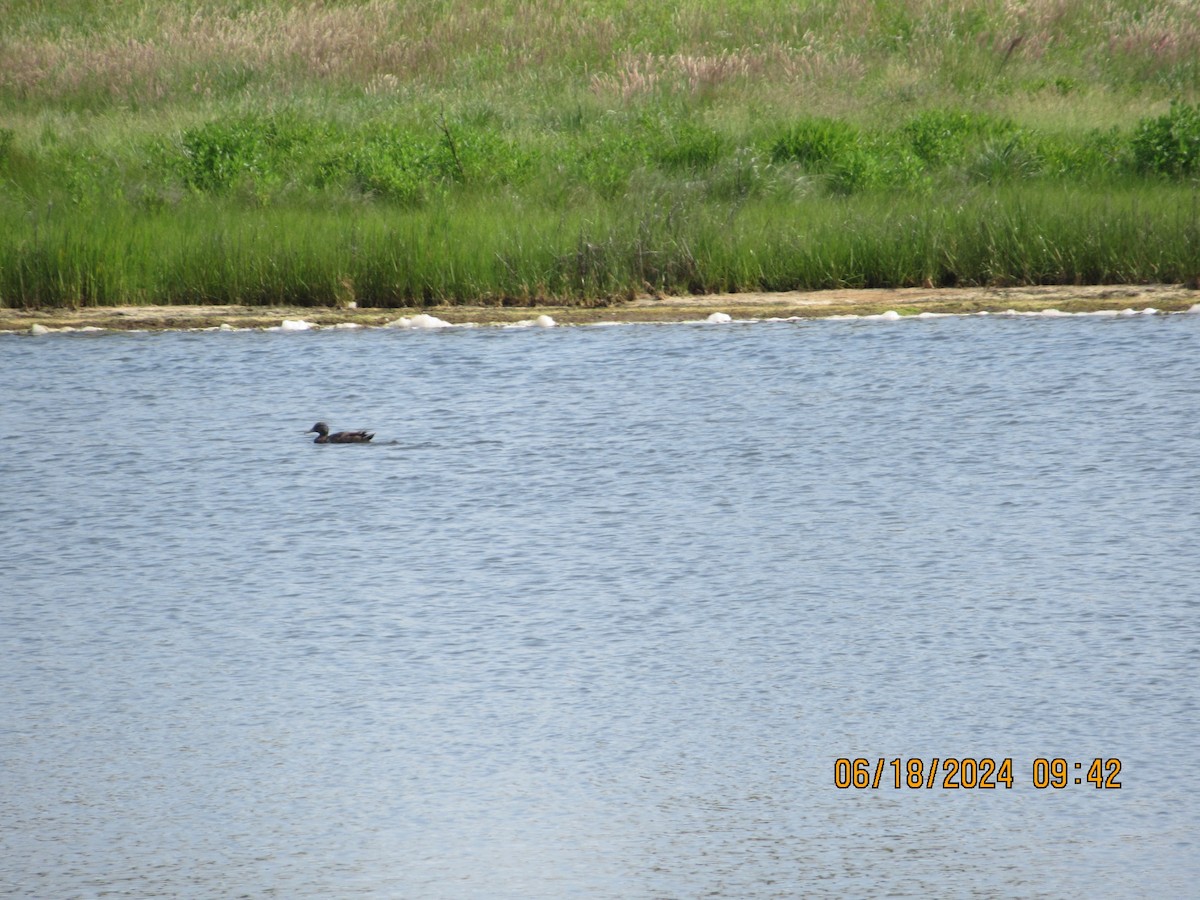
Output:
[{"left": 2, "top": 311, "right": 1198, "bottom": 898}]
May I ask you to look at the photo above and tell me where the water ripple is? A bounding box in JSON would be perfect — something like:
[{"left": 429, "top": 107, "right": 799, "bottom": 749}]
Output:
[{"left": 2, "top": 315, "right": 1198, "bottom": 897}]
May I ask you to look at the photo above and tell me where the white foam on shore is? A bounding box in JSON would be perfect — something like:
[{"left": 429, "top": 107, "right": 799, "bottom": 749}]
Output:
[
  {"left": 384, "top": 313, "right": 457, "bottom": 329},
  {"left": 819, "top": 310, "right": 903, "bottom": 321},
  {"left": 273, "top": 319, "right": 315, "bottom": 331},
  {"left": 707, "top": 304, "right": 1178, "bottom": 325},
  {"left": 994, "top": 306, "right": 1164, "bottom": 318},
  {"left": 26, "top": 324, "right": 110, "bottom": 333},
  {"left": 9, "top": 301, "right": 1196, "bottom": 338},
  {"left": 505, "top": 314, "right": 558, "bottom": 329}
]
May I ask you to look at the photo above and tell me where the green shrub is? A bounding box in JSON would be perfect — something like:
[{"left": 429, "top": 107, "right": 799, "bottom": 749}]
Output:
[
  {"left": 177, "top": 113, "right": 326, "bottom": 194},
  {"left": 311, "top": 118, "right": 536, "bottom": 204},
  {"left": 823, "top": 143, "right": 928, "bottom": 195},
  {"left": 179, "top": 117, "right": 271, "bottom": 192},
  {"left": 901, "top": 109, "right": 1013, "bottom": 165},
  {"left": 770, "top": 118, "right": 860, "bottom": 167},
  {"left": 1037, "top": 127, "right": 1130, "bottom": 178},
  {"left": 560, "top": 129, "right": 652, "bottom": 198},
  {"left": 1132, "top": 101, "right": 1200, "bottom": 177},
  {"left": 653, "top": 122, "right": 726, "bottom": 171},
  {"left": 437, "top": 124, "right": 537, "bottom": 186},
  {"left": 318, "top": 129, "right": 435, "bottom": 204},
  {"left": 825, "top": 147, "right": 879, "bottom": 194}
]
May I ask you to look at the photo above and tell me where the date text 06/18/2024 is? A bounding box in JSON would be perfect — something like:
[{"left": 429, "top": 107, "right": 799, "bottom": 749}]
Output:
[{"left": 833, "top": 758, "right": 1122, "bottom": 790}]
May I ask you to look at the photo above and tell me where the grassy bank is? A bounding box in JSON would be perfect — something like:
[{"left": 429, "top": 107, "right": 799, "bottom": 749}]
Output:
[{"left": 2, "top": 1, "right": 1199, "bottom": 308}]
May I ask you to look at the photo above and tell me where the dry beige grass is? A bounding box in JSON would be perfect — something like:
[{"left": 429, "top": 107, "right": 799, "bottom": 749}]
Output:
[
  {"left": 0, "top": 0, "right": 624, "bottom": 103},
  {"left": 2, "top": 0, "right": 1197, "bottom": 109}
]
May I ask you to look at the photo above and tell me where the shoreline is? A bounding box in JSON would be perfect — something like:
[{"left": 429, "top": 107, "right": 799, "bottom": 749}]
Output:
[{"left": 2, "top": 284, "right": 1196, "bottom": 333}]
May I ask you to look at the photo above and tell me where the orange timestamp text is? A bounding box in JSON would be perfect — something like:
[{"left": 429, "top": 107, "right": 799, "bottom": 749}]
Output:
[{"left": 833, "top": 757, "right": 1122, "bottom": 790}]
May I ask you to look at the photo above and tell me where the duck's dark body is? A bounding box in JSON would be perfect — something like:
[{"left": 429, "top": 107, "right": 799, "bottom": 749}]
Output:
[{"left": 307, "top": 422, "right": 374, "bottom": 444}]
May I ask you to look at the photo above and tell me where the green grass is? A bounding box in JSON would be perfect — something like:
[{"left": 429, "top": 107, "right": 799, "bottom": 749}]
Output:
[
  {"left": 2, "top": 0, "right": 1200, "bottom": 308},
  {"left": 4, "top": 183, "right": 1196, "bottom": 307}
]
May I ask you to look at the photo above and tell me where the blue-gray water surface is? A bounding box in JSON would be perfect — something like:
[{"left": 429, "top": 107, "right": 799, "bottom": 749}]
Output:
[{"left": 2, "top": 312, "right": 1198, "bottom": 898}]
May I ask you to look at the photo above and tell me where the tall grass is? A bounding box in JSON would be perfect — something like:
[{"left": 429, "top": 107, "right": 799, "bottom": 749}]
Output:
[
  {"left": 4, "top": 1, "right": 1199, "bottom": 111},
  {"left": 3, "top": 183, "right": 1196, "bottom": 308},
  {"left": 2, "top": 1, "right": 1199, "bottom": 308}
]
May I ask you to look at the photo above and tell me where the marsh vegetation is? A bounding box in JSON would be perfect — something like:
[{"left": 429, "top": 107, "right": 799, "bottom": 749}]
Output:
[{"left": 2, "top": 0, "right": 1199, "bottom": 308}]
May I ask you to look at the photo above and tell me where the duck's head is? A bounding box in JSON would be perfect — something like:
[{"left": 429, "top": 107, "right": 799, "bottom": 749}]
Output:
[{"left": 307, "top": 422, "right": 330, "bottom": 436}]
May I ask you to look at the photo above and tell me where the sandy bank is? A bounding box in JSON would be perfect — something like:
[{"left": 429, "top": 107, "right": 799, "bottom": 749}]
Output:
[{"left": 2, "top": 284, "right": 1196, "bottom": 332}]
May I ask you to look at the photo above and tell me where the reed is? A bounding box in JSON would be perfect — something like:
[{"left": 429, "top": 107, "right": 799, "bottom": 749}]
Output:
[
  {"left": 2, "top": 182, "right": 1196, "bottom": 308},
  {"left": 2, "top": 1, "right": 1199, "bottom": 308}
]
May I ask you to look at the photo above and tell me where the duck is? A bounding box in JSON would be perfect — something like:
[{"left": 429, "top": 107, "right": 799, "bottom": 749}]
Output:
[{"left": 307, "top": 422, "right": 375, "bottom": 444}]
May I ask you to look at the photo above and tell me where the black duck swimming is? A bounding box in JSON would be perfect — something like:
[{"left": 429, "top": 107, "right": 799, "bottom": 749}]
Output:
[{"left": 307, "top": 422, "right": 374, "bottom": 444}]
